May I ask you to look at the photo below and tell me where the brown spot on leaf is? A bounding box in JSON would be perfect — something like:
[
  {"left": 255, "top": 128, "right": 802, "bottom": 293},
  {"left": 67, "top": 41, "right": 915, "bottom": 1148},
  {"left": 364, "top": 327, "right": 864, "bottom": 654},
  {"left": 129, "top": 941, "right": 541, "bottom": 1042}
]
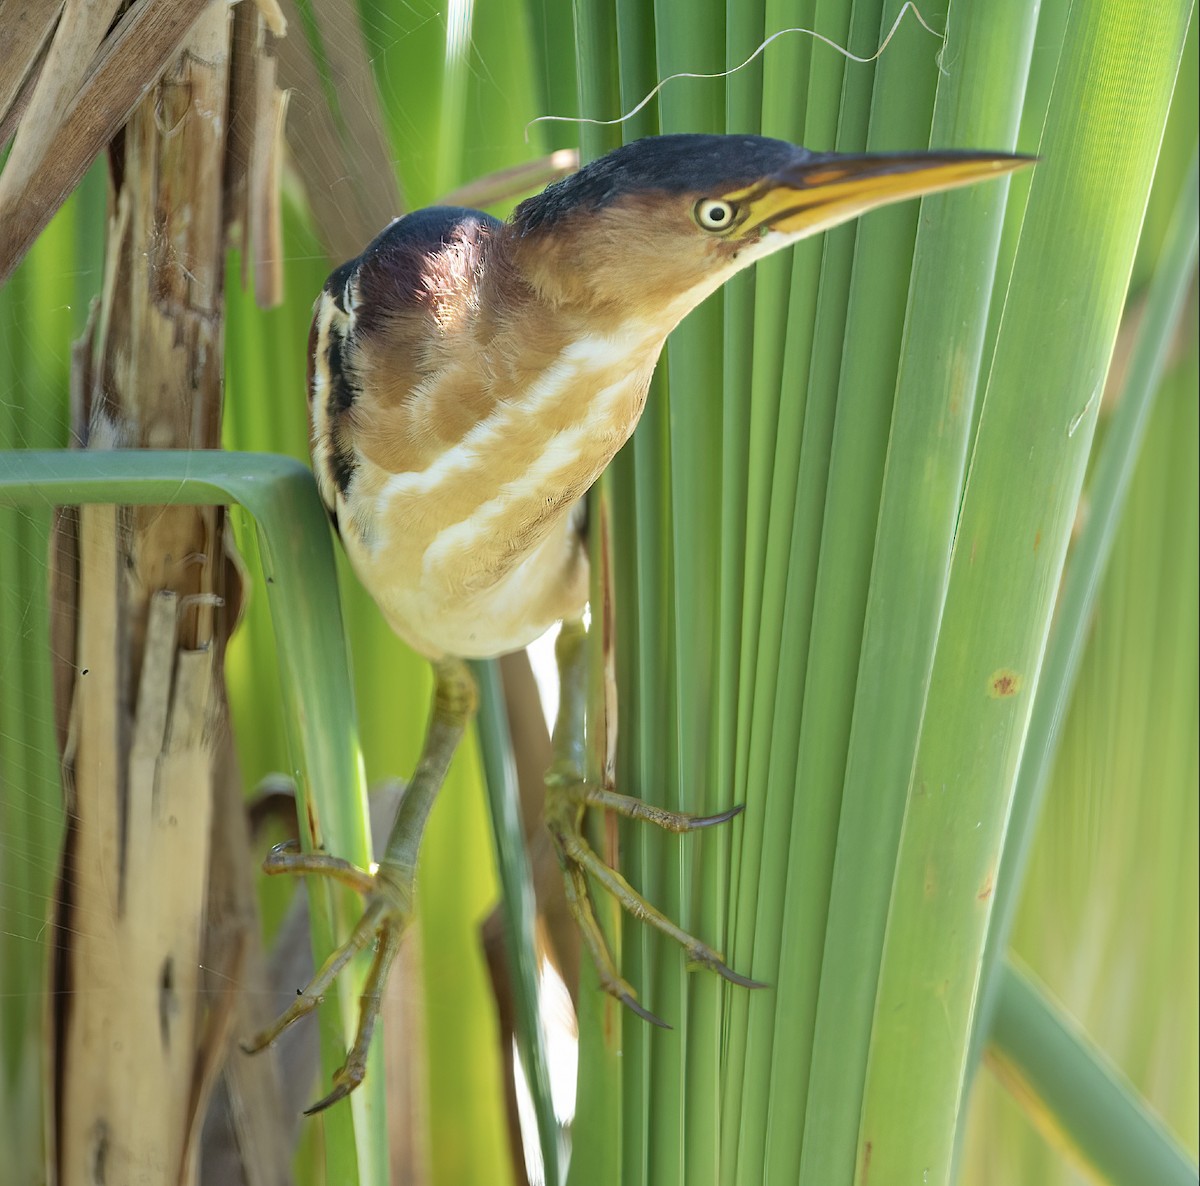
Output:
[
  {"left": 989, "top": 669, "right": 1022, "bottom": 698},
  {"left": 861, "top": 1139, "right": 873, "bottom": 1184},
  {"left": 978, "top": 870, "right": 995, "bottom": 900},
  {"left": 1033, "top": 530, "right": 1041, "bottom": 552}
]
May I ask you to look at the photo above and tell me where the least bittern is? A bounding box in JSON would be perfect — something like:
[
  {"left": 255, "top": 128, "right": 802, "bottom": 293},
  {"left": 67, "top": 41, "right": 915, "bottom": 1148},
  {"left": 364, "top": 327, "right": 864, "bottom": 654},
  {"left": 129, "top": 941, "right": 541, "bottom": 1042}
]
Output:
[{"left": 245, "top": 134, "right": 1028, "bottom": 1111}]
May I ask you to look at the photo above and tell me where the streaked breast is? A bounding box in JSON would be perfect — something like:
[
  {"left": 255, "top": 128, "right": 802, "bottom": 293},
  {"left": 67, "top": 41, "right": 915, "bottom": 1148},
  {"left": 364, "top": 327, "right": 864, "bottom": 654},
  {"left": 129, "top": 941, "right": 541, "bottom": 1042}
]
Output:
[{"left": 371, "top": 328, "right": 660, "bottom": 595}]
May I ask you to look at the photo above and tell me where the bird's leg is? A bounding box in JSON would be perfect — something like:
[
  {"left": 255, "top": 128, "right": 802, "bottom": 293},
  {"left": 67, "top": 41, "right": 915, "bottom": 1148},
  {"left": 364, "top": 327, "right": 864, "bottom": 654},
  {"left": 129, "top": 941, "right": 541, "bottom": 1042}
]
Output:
[
  {"left": 544, "top": 621, "right": 761, "bottom": 1026},
  {"left": 243, "top": 657, "right": 476, "bottom": 1113}
]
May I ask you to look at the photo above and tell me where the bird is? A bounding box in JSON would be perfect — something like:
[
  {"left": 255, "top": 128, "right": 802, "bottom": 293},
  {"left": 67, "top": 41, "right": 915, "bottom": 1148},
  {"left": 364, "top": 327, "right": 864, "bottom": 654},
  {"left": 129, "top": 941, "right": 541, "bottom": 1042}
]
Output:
[{"left": 243, "top": 133, "right": 1030, "bottom": 1112}]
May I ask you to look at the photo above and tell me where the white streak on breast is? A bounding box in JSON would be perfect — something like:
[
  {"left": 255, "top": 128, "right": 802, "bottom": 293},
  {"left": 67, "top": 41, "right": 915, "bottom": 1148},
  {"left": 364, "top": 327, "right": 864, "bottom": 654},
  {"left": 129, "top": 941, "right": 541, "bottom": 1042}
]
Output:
[
  {"left": 379, "top": 353, "right": 576, "bottom": 502},
  {"left": 419, "top": 366, "right": 642, "bottom": 579},
  {"left": 379, "top": 326, "right": 657, "bottom": 509},
  {"left": 562, "top": 328, "right": 650, "bottom": 366}
]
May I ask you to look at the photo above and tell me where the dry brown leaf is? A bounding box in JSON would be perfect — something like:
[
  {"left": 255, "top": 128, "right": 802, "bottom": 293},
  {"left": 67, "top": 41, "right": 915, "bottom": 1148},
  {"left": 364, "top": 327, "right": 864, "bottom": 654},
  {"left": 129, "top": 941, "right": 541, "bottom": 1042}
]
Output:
[
  {"left": 250, "top": 74, "right": 289, "bottom": 306},
  {"left": 0, "top": 0, "right": 63, "bottom": 135},
  {"left": 0, "top": 0, "right": 211, "bottom": 284},
  {"left": 0, "top": 0, "right": 122, "bottom": 201},
  {"left": 226, "top": 2, "right": 288, "bottom": 307}
]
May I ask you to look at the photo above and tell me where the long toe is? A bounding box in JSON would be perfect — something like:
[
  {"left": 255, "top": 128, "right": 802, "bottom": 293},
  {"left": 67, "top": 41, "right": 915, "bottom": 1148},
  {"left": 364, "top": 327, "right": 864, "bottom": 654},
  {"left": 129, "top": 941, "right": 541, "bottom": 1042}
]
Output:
[
  {"left": 547, "top": 777, "right": 763, "bottom": 1021},
  {"left": 260, "top": 842, "right": 377, "bottom": 895},
  {"left": 243, "top": 873, "right": 409, "bottom": 1115}
]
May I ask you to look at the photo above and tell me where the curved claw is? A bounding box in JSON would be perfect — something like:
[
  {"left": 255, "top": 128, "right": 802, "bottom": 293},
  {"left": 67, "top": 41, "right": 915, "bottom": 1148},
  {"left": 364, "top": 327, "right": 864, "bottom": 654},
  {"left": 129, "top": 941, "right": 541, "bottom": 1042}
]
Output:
[
  {"left": 684, "top": 803, "right": 745, "bottom": 829},
  {"left": 579, "top": 786, "right": 746, "bottom": 834},
  {"left": 305, "top": 1087, "right": 349, "bottom": 1116},
  {"left": 705, "top": 960, "right": 769, "bottom": 991},
  {"left": 617, "top": 990, "right": 672, "bottom": 1030},
  {"left": 681, "top": 939, "right": 768, "bottom": 990},
  {"left": 304, "top": 1064, "right": 364, "bottom": 1115}
]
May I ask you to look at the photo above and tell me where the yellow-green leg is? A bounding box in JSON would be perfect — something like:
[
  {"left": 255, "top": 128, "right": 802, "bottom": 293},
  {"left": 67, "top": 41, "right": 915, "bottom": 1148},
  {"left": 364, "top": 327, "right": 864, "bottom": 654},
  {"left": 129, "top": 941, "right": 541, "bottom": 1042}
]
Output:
[
  {"left": 544, "top": 621, "right": 762, "bottom": 1027},
  {"left": 243, "top": 657, "right": 477, "bottom": 1113}
]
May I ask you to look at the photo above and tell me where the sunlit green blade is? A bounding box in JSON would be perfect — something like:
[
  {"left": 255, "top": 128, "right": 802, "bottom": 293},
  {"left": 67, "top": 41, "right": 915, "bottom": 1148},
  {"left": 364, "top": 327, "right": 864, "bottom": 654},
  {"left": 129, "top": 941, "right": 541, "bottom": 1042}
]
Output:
[
  {"left": 554, "top": 5, "right": 1198, "bottom": 1186},
  {"left": 651, "top": 9, "right": 731, "bottom": 1186},
  {"left": 744, "top": 10, "right": 950, "bottom": 1177},
  {"left": 763, "top": 7, "right": 948, "bottom": 1176},
  {"left": 856, "top": 4, "right": 1194, "bottom": 1183},
  {"left": 607, "top": 4, "right": 660, "bottom": 1180},
  {"left": 716, "top": 0, "right": 765, "bottom": 841},
  {"left": 723, "top": 6, "right": 836, "bottom": 1166},
  {"left": 975, "top": 147, "right": 1198, "bottom": 1064},
  {"left": 962, "top": 134, "right": 1198, "bottom": 1181},
  {"left": 796, "top": 7, "right": 1038, "bottom": 1184},
  {"left": 719, "top": 0, "right": 811, "bottom": 862},
  {"left": 712, "top": 6, "right": 765, "bottom": 1178},
  {"left": 954, "top": 144, "right": 1199, "bottom": 1184}
]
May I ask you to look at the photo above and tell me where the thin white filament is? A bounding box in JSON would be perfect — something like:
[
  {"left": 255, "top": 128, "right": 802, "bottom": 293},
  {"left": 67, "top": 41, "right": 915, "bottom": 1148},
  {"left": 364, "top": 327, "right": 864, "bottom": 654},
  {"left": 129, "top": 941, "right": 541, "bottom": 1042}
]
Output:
[{"left": 524, "top": 2, "right": 946, "bottom": 144}]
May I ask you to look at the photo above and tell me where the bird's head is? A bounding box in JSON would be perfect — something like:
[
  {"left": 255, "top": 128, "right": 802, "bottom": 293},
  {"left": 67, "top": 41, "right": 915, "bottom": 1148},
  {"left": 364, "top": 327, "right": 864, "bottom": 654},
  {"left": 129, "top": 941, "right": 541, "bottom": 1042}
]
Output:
[{"left": 509, "top": 133, "right": 1029, "bottom": 331}]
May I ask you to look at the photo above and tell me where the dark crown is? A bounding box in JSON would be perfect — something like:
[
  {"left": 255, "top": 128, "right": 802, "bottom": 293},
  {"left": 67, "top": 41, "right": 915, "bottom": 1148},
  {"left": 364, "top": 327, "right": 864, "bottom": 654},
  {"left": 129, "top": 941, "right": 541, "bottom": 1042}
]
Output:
[{"left": 512, "top": 134, "right": 809, "bottom": 233}]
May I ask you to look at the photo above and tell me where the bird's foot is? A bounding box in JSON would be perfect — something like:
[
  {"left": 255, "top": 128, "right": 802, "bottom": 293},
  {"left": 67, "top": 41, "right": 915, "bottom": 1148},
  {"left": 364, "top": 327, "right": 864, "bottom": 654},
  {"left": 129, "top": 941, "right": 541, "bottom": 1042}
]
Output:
[
  {"left": 241, "top": 840, "right": 413, "bottom": 1114},
  {"left": 543, "top": 773, "right": 764, "bottom": 1026}
]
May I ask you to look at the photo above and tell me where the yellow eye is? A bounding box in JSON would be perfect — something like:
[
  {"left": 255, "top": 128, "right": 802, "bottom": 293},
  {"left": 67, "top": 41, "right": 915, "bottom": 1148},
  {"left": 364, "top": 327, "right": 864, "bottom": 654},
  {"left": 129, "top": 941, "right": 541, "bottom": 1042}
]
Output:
[{"left": 695, "top": 198, "right": 737, "bottom": 232}]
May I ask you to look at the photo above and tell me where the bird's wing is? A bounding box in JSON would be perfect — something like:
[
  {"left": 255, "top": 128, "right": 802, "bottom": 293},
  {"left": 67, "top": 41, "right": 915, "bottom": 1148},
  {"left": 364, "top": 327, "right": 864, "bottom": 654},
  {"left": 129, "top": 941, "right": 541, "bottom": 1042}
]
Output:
[{"left": 306, "top": 207, "right": 504, "bottom": 524}]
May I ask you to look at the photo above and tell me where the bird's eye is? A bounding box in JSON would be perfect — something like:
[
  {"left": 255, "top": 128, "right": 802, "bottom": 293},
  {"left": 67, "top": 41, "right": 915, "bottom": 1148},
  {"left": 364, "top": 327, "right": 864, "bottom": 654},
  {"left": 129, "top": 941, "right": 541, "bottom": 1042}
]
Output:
[{"left": 694, "top": 198, "right": 737, "bottom": 232}]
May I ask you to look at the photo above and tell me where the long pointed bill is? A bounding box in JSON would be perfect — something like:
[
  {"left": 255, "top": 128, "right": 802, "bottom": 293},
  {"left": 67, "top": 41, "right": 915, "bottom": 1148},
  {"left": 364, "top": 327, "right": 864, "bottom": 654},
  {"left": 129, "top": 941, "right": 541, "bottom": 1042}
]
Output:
[{"left": 727, "top": 150, "right": 1033, "bottom": 240}]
